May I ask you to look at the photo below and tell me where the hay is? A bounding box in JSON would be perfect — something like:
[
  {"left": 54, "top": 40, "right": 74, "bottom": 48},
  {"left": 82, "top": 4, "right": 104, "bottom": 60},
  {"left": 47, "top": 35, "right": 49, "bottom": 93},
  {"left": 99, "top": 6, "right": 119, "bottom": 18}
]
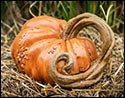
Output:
[{"left": 1, "top": 15, "right": 124, "bottom": 97}]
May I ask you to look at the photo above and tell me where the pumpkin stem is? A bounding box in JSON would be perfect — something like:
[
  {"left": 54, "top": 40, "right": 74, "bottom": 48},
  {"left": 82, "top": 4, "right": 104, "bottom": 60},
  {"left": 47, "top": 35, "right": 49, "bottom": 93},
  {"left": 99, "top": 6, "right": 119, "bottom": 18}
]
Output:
[
  {"left": 50, "top": 13, "right": 115, "bottom": 88},
  {"left": 62, "top": 13, "right": 115, "bottom": 79},
  {"left": 61, "top": 13, "right": 93, "bottom": 38},
  {"left": 49, "top": 51, "right": 102, "bottom": 88},
  {"left": 54, "top": 52, "right": 74, "bottom": 75},
  {"left": 49, "top": 52, "right": 75, "bottom": 76}
]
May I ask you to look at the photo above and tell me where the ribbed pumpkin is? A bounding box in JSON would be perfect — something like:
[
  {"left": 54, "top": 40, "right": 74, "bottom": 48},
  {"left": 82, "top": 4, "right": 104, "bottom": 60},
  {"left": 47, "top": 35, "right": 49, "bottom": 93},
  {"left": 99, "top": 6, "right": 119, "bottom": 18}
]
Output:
[
  {"left": 11, "top": 14, "right": 98, "bottom": 85},
  {"left": 11, "top": 15, "right": 67, "bottom": 71},
  {"left": 12, "top": 13, "right": 114, "bottom": 88}
]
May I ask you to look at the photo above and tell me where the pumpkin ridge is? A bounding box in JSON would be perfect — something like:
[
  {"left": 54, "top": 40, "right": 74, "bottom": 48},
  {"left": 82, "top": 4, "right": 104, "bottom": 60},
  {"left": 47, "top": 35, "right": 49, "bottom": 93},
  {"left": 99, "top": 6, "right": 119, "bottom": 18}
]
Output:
[
  {"left": 49, "top": 13, "right": 114, "bottom": 88},
  {"left": 11, "top": 13, "right": 114, "bottom": 88}
]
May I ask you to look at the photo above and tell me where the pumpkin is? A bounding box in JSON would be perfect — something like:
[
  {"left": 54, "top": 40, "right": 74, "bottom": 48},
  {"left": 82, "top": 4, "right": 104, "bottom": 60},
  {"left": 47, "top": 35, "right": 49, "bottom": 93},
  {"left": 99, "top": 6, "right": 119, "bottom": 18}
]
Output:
[
  {"left": 11, "top": 13, "right": 114, "bottom": 88},
  {"left": 11, "top": 15, "right": 66, "bottom": 71}
]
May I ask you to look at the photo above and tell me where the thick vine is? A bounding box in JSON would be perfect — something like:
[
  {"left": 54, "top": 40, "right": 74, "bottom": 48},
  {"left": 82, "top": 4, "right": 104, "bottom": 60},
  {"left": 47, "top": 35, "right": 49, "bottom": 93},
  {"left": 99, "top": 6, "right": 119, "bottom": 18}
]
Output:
[{"left": 49, "top": 13, "right": 115, "bottom": 88}]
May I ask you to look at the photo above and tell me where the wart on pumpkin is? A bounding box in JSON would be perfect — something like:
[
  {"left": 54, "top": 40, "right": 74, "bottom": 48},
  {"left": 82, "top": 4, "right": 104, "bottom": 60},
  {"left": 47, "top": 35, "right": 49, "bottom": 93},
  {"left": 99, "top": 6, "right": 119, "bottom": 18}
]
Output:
[{"left": 11, "top": 13, "right": 114, "bottom": 88}]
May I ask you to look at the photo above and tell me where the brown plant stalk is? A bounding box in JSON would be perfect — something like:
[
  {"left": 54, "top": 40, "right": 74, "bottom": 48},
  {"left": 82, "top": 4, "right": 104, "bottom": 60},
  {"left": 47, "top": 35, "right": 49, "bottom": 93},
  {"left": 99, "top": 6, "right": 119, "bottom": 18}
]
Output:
[{"left": 49, "top": 13, "right": 115, "bottom": 88}]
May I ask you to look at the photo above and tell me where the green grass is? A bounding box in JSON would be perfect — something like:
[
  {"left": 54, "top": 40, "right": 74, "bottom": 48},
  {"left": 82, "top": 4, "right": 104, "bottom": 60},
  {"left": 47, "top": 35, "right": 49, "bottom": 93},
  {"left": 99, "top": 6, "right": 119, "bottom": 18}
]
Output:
[{"left": 1, "top": 1, "right": 124, "bottom": 33}]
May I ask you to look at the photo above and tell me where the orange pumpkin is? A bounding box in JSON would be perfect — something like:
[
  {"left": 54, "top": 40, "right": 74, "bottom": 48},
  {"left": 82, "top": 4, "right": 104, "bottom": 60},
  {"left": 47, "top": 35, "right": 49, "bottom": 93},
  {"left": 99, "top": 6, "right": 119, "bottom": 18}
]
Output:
[
  {"left": 11, "top": 15, "right": 67, "bottom": 71},
  {"left": 11, "top": 14, "right": 98, "bottom": 86}
]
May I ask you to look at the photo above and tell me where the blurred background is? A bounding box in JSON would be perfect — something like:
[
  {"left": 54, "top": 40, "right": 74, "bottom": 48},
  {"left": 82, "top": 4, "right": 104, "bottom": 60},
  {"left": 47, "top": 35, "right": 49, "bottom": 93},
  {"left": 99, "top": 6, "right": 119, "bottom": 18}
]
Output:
[{"left": 1, "top": 1, "right": 124, "bottom": 35}]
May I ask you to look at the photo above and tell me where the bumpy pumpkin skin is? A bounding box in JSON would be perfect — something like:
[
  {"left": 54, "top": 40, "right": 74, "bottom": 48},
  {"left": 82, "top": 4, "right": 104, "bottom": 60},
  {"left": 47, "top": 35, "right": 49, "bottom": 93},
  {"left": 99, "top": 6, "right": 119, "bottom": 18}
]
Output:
[
  {"left": 11, "top": 16, "right": 67, "bottom": 71},
  {"left": 11, "top": 15, "right": 98, "bottom": 85}
]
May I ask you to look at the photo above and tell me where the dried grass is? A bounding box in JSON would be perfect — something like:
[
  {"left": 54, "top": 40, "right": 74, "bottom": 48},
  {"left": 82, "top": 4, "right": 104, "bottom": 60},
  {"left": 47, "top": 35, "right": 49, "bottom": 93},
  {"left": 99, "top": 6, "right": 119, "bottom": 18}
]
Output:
[{"left": 1, "top": 22, "right": 124, "bottom": 97}]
